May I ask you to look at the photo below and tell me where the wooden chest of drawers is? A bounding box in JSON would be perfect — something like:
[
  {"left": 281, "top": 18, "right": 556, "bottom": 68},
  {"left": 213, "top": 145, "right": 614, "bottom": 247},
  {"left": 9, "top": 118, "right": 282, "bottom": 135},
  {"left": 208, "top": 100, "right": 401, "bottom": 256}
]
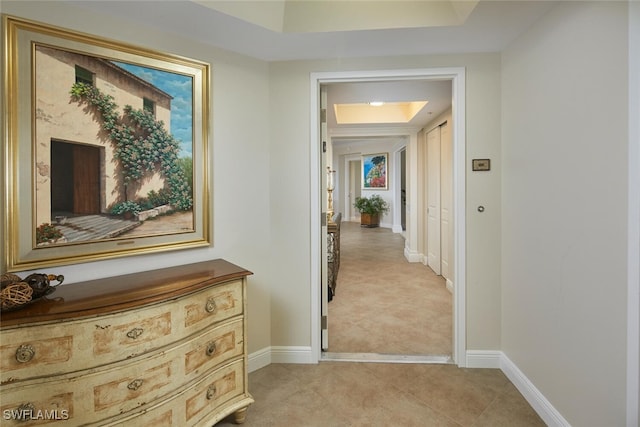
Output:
[{"left": 0, "top": 259, "right": 253, "bottom": 426}]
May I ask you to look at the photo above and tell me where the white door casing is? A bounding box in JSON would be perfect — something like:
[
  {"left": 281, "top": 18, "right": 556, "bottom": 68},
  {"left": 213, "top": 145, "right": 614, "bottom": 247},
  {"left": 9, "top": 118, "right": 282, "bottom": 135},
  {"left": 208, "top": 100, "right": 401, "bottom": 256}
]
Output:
[
  {"left": 310, "top": 67, "right": 466, "bottom": 366},
  {"left": 320, "top": 86, "right": 329, "bottom": 350}
]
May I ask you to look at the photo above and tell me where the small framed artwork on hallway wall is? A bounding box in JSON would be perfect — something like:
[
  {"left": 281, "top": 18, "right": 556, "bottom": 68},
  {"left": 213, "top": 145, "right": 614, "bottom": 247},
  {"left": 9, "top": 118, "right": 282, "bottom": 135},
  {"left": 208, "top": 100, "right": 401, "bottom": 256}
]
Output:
[{"left": 362, "top": 153, "right": 388, "bottom": 190}]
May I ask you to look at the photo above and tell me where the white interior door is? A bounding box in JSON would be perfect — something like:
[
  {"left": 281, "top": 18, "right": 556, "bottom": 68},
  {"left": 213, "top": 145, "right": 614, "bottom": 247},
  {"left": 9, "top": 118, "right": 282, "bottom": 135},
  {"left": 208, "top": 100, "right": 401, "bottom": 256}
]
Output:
[
  {"left": 320, "top": 86, "right": 330, "bottom": 350},
  {"left": 418, "top": 128, "right": 427, "bottom": 256},
  {"left": 349, "top": 160, "right": 361, "bottom": 221},
  {"left": 440, "top": 122, "right": 452, "bottom": 281},
  {"left": 427, "top": 126, "right": 441, "bottom": 275}
]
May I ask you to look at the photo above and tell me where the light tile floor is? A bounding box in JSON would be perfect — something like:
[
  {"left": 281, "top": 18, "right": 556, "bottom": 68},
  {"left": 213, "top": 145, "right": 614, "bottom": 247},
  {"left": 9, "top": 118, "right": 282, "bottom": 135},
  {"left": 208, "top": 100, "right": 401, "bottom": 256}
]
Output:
[
  {"left": 217, "top": 222, "right": 545, "bottom": 426},
  {"left": 328, "top": 222, "right": 452, "bottom": 355},
  {"left": 217, "top": 362, "right": 546, "bottom": 426}
]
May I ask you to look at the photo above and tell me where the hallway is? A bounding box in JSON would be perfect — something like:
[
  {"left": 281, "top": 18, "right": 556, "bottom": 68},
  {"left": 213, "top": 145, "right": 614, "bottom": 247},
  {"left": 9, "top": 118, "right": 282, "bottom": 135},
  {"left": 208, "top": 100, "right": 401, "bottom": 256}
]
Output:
[{"left": 327, "top": 221, "right": 452, "bottom": 356}]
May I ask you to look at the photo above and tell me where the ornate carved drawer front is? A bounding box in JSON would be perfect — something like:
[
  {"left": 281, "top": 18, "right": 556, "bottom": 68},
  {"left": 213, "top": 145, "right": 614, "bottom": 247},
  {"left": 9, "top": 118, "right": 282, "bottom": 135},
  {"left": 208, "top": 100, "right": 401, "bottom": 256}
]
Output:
[
  {"left": 1, "top": 319, "right": 244, "bottom": 425},
  {"left": 0, "top": 331, "right": 74, "bottom": 382},
  {"left": 186, "top": 360, "right": 245, "bottom": 425},
  {"left": 0, "top": 260, "right": 253, "bottom": 426},
  {"left": 0, "top": 378, "right": 79, "bottom": 426},
  {"left": 1, "top": 347, "right": 176, "bottom": 425},
  {"left": 184, "top": 318, "right": 244, "bottom": 376},
  {"left": 92, "top": 309, "right": 173, "bottom": 359},
  {"left": 182, "top": 280, "right": 243, "bottom": 334},
  {"left": 106, "top": 360, "right": 245, "bottom": 427},
  {"left": 1, "top": 305, "right": 174, "bottom": 383}
]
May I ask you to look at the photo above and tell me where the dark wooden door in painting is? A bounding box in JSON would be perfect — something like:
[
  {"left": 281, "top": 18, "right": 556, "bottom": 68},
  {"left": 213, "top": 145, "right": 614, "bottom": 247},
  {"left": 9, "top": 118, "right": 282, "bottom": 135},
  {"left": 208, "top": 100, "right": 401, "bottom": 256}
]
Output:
[
  {"left": 73, "top": 144, "right": 100, "bottom": 214},
  {"left": 51, "top": 140, "right": 100, "bottom": 215}
]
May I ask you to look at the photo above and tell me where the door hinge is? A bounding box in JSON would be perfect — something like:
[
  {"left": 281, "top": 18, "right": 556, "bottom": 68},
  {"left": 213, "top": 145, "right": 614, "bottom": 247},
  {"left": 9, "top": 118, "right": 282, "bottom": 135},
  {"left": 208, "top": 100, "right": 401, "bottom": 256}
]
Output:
[
  {"left": 321, "top": 315, "right": 328, "bottom": 329},
  {"left": 322, "top": 141, "right": 326, "bottom": 153}
]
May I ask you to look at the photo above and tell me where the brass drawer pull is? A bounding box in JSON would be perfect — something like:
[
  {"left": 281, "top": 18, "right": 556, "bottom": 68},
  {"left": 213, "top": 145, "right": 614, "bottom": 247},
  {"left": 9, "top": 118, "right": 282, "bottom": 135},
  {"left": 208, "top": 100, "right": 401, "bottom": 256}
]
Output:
[
  {"left": 127, "top": 379, "right": 144, "bottom": 391},
  {"left": 15, "top": 344, "right": 35, "bottom": 363},
  {"left": 205, "top": 297, "right": 217, "bottom": 314},
  {"left": 206, "top": 342, "right": 217, "bottom": 357},
  {"left": 206, "top": 385, "right": 217, "bottom": 400},
  {"left": 126, "top": 328, "right": 144, "bottom": 339}
]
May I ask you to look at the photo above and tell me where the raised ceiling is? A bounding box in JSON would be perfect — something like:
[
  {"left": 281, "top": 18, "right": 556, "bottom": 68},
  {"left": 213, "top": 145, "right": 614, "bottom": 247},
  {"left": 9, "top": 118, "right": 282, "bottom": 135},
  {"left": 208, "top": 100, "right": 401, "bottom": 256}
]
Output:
[
  {"left": 194, "top": 0, "right": 479, "bottom": 33},
  {"left": 74, "top": 1, "right": 557, "bottom": 61},
  {"left": 72, "top": 1, "right": 556, "bottom": 131},
  {"left": 326, "top": 79, "right": 452, "bottom": 131}
]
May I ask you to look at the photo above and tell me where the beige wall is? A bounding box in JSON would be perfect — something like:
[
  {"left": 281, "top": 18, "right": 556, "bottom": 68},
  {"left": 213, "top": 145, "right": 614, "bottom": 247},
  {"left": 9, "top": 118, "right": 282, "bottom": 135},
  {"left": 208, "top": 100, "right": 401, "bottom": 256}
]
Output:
[
  {"left": 2, "top": 2, "right": 636, "bottom": 424},
  {"left": 268, "top": 54, "right": 502, "bottom": 350},
  {"left": 501, "top": 2, "right": 629, "bottom": 426},
  {"left": 0, "top": 1, "right": 273, "bottom": 354},
  {"left": 2, "top": 1, "right": 504, "bottom": 353}
]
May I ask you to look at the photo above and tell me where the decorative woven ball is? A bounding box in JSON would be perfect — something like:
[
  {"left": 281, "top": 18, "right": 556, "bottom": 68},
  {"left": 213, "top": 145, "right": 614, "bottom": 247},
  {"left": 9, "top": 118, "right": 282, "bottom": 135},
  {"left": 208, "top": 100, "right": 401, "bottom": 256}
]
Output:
[
  {"left": 0, "top": 282, "right": 34, "bottom": 310},
  {"left": 1, "top": 273, "right": 23, "bottom": 288}
]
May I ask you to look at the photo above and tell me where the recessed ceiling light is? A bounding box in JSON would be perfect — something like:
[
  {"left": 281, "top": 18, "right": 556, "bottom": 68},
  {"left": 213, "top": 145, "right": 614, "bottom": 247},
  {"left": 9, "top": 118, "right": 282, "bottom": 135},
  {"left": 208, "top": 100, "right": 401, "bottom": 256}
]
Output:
[
  {"left": 334, "top": 101, "right": 429, "bottom": 124},
  {"left": 368, "top": 101, "right": 385, "bottom": 107}
]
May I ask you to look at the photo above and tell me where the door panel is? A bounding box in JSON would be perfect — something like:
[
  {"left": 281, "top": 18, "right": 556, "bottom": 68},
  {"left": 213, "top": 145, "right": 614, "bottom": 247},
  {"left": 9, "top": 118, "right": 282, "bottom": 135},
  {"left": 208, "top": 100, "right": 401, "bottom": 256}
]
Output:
[
  {"left": 349, "top": 160, "right": 361, "bottom": 221},
  {"left": 440, "top": 123, "right": 452, "bottom": 280},
  {"left": 427, "top": 127, "right": 441, "bottom": 274}
]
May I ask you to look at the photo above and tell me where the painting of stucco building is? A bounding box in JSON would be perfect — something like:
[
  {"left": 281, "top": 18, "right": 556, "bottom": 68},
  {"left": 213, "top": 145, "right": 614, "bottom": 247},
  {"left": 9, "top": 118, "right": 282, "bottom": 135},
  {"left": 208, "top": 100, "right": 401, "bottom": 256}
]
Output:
[{"left": 34, "top": 45, "right": 175, "bottom": 230}]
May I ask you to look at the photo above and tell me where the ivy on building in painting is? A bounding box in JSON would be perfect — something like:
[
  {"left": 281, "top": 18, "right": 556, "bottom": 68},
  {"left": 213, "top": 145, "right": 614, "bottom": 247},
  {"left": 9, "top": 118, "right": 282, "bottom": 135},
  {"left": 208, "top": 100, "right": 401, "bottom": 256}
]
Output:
[{"left": 70, "top": 82, "right": 193, "bottom": 211}]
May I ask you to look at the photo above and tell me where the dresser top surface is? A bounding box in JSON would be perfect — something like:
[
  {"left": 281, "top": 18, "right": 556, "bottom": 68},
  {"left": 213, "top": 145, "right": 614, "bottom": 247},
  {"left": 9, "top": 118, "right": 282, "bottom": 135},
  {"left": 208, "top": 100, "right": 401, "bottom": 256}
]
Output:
[{"left": 1, "top": 259, "right": 252, "bottom": 327}]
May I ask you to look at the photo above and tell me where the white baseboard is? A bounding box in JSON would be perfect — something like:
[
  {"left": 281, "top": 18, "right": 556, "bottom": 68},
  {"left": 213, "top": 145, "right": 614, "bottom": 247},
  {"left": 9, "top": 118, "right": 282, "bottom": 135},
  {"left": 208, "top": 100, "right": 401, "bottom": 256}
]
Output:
[
  {"left": 500, "top": 353, "right": 571, "bottom": 427},
  {"left": 248, "top": 346, "right": 315, "bottom": 373},
  {"left": 270, "top": 346, "right": 315, "bottom": 364},
  {"left": 446, "top": 278, "right": 454, "bottom": 294},
  {"left": 248, "top": 347, "right": 271, "bottom": 373},
  {"left": 466, "top": 350, "right": 502, "bottom": 368},
  {"left": 404, "top": 247, "right": 422, "bottom": 263},
  {"left": 465, "top": 350, "right": 570, "bottom": 426},
  {"left": 392, "top": 224, "right": 404, "bottom": 233}
]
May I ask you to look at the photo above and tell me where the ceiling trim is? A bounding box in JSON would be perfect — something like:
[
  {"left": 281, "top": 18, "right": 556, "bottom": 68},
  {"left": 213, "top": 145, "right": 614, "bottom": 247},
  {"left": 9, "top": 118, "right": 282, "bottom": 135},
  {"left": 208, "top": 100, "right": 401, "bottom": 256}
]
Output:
[
  {"left": 195, "top": 0, "right": 479, "bottom": 33},
  {"left": 329, "top": 125, "right": 421, "bottom": 137}
]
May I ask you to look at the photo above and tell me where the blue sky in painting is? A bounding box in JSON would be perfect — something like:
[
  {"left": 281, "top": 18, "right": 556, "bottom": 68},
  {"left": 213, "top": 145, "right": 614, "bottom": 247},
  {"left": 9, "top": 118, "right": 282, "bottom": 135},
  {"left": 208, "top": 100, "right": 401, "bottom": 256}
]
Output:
[{"left": 114, "top": 62, "right": 193, "bottom": 158}]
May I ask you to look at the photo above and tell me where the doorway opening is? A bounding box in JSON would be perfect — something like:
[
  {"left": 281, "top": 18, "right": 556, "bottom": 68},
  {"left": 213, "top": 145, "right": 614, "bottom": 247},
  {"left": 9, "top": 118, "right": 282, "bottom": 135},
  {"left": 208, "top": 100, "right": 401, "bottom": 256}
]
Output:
[
  {"left": 310, "top": 68, "right": 467, "bottom": 366},
  {"left": 400, "top": 148, "right": 406, "bottom": 232},
  {"left": 51, "top": 140, "right": 102, "bottom": 216},
  {"left": 344, "top": 156, "right": 361, "bottom": 222}
]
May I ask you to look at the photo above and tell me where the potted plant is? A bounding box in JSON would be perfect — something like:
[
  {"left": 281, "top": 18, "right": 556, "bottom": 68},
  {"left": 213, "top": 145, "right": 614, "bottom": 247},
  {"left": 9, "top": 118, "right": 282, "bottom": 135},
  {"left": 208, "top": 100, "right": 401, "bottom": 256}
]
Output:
[{"left": 353, "top": 194, "right": 389, "bottom": 227}]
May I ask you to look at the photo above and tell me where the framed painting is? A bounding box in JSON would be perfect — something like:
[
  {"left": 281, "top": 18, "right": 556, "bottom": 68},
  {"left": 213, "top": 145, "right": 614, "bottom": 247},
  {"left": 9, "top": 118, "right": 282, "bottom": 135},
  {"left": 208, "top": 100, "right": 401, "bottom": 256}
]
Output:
[
  {"left": 2, "top": 15, "right": 211, "bottom": 271},
  {"left": 362, "top": 153, "right": 388, "bottom": 190}
]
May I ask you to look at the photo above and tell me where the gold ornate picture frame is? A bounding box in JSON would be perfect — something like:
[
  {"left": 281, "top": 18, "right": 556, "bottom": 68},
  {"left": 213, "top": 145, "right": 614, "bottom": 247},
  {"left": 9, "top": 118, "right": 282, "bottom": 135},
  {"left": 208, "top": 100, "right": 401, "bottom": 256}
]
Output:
[{"left": 2, "top": 15, "right": 211, "bottom": 271}]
